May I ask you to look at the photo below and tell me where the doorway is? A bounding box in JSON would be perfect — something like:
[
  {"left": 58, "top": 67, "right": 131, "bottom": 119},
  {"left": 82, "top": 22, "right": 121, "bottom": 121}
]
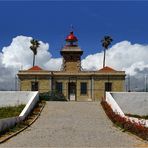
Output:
[
  {"left": 68, "top": 82, "right": 76, "bottom": 101},
  {"left": 31, "top": 82, "right": 38, "bottom": 91},
  {"left": 105, "top": 82, "right": 112, "bottom": 91}
]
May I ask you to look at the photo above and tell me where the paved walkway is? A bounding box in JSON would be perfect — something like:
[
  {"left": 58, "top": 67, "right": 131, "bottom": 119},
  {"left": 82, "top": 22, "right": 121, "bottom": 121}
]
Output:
[{"left": 1, "top": 102, "right": 147, "bottom": 147}]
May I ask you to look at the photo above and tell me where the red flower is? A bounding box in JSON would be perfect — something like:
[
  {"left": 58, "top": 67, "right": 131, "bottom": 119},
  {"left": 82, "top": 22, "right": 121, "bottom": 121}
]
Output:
[{"left": 101, "top": 100, "right": 148, "bottom": 140}]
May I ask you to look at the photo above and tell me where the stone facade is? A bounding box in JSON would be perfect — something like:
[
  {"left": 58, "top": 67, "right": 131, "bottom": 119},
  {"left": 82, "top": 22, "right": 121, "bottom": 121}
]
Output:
[
  {"left": 17, "top": 31, "right": 126, "bottom": 101},
  {"left": 18, "top": 70, "right": 125, "bottom": 101}
]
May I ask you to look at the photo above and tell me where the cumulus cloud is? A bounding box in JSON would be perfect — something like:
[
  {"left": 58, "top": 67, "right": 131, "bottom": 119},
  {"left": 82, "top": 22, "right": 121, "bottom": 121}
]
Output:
[
  {"left": 45, "top": 58, "right": 62, "bottom": 71},
  {"left": 0, "top": 36, "right": 148, "bottom": 90},
  {"left": 0, "top": 35, "right": 62, "bottom": 90},
  {"left": 2, "top": 36, "right": 53, "bottom": 70},
  {"left": 82, "top": 41, "right": 148, "bottom": 76}
]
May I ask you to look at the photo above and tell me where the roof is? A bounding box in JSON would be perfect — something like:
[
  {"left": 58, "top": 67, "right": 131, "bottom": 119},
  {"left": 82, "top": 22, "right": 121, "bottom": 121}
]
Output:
[
  {"left": 98, "top": 66, "right": 116, "bottom": 73},
  {"left": 28, "top": 66, "right": 43, "bottom": 71},
  {"left": 18, "top": 70, "right": 125, "bottom": 77},
  {"left": 66, "top": 31, "right": 78, "bottom": 42}
]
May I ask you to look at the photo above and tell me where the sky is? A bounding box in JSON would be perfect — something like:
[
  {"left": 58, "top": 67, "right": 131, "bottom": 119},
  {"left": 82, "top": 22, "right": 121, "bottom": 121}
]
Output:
[
  {"left": 1, "top": 1, "right": 148, "bottom": 90},
  {"left": 0, "top": 1, "right": 148, "bottom": 57}
]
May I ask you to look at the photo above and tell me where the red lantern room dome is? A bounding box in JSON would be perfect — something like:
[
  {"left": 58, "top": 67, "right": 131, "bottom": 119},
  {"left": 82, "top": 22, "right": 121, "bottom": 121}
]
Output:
[
  {"left": 65, "top": 31, "right": 78, "bottom": 47},
  {"left": 66, "top": 31, "right": 78, "bottom": 42}
]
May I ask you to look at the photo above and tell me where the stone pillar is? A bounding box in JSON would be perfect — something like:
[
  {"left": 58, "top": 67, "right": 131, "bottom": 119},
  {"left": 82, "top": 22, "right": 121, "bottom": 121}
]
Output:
[{"left": 91, "top": 76, "right": 94, "bottom": 100}]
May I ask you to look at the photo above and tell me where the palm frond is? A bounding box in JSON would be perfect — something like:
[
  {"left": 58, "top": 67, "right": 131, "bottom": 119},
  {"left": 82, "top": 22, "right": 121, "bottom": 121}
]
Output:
[
  {"left": 101, "top": 36, "right": 113, "bottom": 49},
  {"left": 30, "top": 38, "right": 40, "bottom": 66}
]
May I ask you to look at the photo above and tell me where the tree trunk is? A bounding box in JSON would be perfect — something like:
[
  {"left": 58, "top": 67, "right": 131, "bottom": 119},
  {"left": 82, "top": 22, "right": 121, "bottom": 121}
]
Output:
[
  {"left": 33, "top": 54, "right": 35, "bottom": 67},
  {"left": 103, "top": 48, "right": 106, "bottom": 68}
]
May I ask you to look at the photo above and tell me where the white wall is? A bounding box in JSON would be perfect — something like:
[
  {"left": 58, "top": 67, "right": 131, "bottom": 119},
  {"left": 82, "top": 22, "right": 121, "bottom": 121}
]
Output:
[
  {"left": 106, "top": 92, "right": 125, "bottom": 117},
  {"left": 111, "top": 92, "right": 148, "bottom": 116},
  {"left": 0, "top": 91, "right": 39, "bottom": 133},
  {"left": 0, "top": 91, "right": 37, "bottom": 107},
  {"left": 106, "top": 92, "right": 148, "bottom": 127},
  {"left": 19, "top": 92, "right": 39, "bottom": 120},
  {"left": 0, "top": 117, "right": 20, "bottom": 133}
]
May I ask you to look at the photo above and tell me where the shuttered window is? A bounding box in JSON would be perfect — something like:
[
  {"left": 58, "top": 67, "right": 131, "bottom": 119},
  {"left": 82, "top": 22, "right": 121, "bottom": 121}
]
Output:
[
  {"left": 56, "top": 82, "right": 63, "bottom": 93},
  {"left": 81, "top": 82, "right": 87, "bottom": 95}
]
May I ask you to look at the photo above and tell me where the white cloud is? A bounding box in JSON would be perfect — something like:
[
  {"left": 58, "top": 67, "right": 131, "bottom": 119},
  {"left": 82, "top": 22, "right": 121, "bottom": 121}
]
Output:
[
  {"left": 82, "top": 41, "right": 148, "bottom": 76},
  {"left": 2, "top": 36, "right": 52, "bottom": 70},
  {"left": 0, "top": 35, "right": 62, "bottom": 90},
  {"left": 0, "top": 36, "right": 148, "bottom": 90},
  {"left": 45, "top": 58, "right": 62, "bottom": 71}
]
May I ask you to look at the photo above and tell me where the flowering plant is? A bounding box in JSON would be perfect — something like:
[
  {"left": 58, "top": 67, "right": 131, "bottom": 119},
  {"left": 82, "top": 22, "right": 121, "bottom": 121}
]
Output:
[{"left": 101, "top": 100, "right": 148, "bottom": 140}]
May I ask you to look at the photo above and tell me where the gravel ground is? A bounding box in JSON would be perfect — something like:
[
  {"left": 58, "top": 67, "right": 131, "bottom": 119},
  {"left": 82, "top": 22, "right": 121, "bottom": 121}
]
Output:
[{"left": 1, "top": 102, "right": 147, "bottom": 147}]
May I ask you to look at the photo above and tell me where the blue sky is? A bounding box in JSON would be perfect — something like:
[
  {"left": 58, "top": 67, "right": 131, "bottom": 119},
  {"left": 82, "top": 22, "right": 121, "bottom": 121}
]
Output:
[{"left": 0, "top": 1, "right": 148, "bottom": 58}]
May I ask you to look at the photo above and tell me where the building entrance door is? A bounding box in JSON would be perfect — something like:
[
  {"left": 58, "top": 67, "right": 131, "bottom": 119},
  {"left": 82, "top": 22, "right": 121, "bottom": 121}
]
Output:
[
  {"left": 68, "top": 82, "right": 76, "bottom": 101},
  {"left": 31, "top": 82, "right": 38, "bottom": 91}
]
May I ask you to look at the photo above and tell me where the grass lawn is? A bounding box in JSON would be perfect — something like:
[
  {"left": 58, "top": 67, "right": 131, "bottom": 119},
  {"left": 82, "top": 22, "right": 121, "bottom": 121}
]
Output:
[{"left": 0, "top": 104, "right": 25, "bottom": 119}]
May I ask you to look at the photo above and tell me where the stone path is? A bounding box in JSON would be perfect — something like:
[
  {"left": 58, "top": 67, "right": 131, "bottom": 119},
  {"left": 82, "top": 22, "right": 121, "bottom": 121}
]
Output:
[{"left": 1, "top": 102, "right": 147, "bottom": 147}]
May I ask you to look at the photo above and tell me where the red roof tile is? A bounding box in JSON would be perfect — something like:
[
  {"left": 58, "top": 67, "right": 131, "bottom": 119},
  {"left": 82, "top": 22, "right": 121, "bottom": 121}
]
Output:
[
  {"left": 98, "top": 66, "right": 116, "bottom": 73},
  {"left": 28, "top": 66, "right": 43, "bottom": 71}
]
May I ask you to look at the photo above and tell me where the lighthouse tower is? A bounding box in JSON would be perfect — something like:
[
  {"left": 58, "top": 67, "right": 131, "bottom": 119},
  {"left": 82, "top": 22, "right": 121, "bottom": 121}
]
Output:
[{"left": 60, "top": 31, "right": 83, "bottom": 72}]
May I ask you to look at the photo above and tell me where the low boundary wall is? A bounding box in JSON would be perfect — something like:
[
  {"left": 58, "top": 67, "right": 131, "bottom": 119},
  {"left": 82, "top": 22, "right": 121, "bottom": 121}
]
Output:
[
  {"left": 0, "top": 91, "right": 36, "bottom": 107},
  {"left": 111, "top": 92, "right": 148, "bottom": 116},
  {"left": 19, "top": 92, "right": 39, "bottom": 120},
  {"left": 0, "top": 91, "right": 39, "bottom": 133},
  {"left": 106, "top": 92, "right": 125, "bottom": 117},
  {"left": 106, "top": 92, "right": 148, "bottom": 127},
  {"left": 0, "top": 117, "right": 20, "bottom": 134}
]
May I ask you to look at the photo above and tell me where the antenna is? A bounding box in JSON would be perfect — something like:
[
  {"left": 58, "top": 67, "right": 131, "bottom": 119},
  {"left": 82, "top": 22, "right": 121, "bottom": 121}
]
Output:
[{"left": 70, "top": 24, "right": 74, "bottom": 32}]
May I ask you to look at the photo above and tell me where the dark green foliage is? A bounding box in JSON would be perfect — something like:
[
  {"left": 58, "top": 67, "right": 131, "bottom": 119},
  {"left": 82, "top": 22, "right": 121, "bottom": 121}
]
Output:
[
  {"left": 30, "top": 39, "right": 40, "bottom": 55},
  {"left": 101, "top": 36, "right": 113, "bottom": 49},
  {"left": 30, "top": 39, "right": 40, "bottom": 67},
  {"left": 0, "top": 104, "right": 25, "bottom": 119},
  {"left": 39, "top": 91, "right": 67, "bottom": 101},
  {"left": 125, "top": 114, "right": 148, "bottom": 119},
  {"left": 101, "top": 36, "right": 113, "bottom": 67}
]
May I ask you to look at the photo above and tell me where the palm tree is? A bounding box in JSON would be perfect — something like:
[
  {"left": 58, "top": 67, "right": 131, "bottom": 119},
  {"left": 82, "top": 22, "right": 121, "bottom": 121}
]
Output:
[
  {"left": 101, "top": 36, "right": 113, "bottom": 68},
  {"left": 30, "top": 39, "right": 40, "bottom": 67}
]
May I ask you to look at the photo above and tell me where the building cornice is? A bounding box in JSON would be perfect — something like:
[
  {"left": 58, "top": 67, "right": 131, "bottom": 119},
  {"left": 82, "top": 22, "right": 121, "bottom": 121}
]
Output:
[{"left": 18, "top": 70, "right": 125, "bottom": 77}]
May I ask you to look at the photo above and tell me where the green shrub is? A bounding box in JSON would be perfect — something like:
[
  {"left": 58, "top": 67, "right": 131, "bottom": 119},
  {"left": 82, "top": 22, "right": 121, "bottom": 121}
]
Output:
[
  {"left": 39, "top": 91, "right": 67, "bottom": 101},
  {"left": 125, "top": 113, "right": 148, "bottom": 119}
]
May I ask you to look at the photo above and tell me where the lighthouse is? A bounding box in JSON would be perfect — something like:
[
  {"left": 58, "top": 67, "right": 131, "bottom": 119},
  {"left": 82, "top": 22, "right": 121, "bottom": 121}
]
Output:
[{"left": 60, "top": 31, "right": 83, "bottom": 72}]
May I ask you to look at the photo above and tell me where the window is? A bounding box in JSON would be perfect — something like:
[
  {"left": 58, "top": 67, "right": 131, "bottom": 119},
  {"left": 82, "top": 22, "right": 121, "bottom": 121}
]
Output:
[
  {"left": 56, "top": 82, "right": 63, "bottom": 93},
  {"left": 31, "top": 82, "right": 38, "bottom": 91},
  {"left": 105, "top": 82, "right": 112, "bottom": 91},
  {"left": 80, "top": 82, "right": 87, "bottom": 95}
]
